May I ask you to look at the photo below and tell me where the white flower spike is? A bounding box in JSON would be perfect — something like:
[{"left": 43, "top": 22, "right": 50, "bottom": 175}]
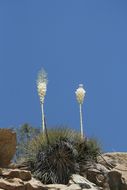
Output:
[
  {"left": 75, "top": 84, "right": 86, "bottom": 139},
  {"left": 37, "top": 69, "right": 48, "bottom": 104},
  {"left": 37, "top": 68, "right": 48, "bottom": 132}
]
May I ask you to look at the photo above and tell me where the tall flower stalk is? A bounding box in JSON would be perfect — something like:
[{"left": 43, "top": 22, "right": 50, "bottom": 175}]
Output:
[
  {"left": 75, "top": 84, "right": 86, "bottom": 139},
  {"left": 37, "top": 69, "right": 48, "bottom": 132}
]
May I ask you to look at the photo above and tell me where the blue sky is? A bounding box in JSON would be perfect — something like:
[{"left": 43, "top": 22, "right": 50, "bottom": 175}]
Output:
[{"left": 0, "top": 0, "right": 127, "bottom": 151}]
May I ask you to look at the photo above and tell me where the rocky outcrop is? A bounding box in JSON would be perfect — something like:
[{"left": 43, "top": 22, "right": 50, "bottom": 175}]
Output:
[
  {"left": 97, "top": 152, "right": 127, "bottom": 190},
  {"left": 1, "top": 149, "right": 127, "bottom": 189},
  {"left": 77, "top": 152, "right": 127, "bottom": 189},
  {"left": 0, "top": 129, "right": 16, "bottom": 167},
  {"left": 0, "top": 169, "right": 100, "bottom": 190}
]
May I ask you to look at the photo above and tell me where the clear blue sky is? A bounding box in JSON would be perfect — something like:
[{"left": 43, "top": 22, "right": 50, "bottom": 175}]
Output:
[{"left": 0, "top": 0, "right": 127, "bottom": 152}]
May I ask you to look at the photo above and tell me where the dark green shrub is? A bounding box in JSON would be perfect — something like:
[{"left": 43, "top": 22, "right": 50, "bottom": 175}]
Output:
[
  {"left": 26, "top": 127, "right": 81, "bottom": 161},
  {"left": 25, "top": 128, "right": 80, "bottom": 184},
  {"left": 76, "top": 138, "right": 102, "bottom": 164},
  {"left": 25, "top": 128, "right": 102, "bottom": 184},
  {"left": 28, "top": 139, "right": 79, "bottom": 184}
]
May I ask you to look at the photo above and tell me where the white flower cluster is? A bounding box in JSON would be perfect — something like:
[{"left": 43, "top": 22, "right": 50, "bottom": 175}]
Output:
[
  {"left": 75, "top": 84, "right": 86, "bottom": 104},
  {"left": 37, "top": 82, "right": 47, "bottom": 103},
  {"left": 37, "top": 69, "right": 48, "bottom": 104}
]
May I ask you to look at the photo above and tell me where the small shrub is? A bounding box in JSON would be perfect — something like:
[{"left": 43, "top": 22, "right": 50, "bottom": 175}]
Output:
[
  {"left": 28, "top": 139, "right": 79, "bottom": 184},
  {"left": 76, "top": 138, "right": 102, "bottom": 164},
  {"left": 26, "top": 127, "right": 81, "bottom": 160},
  {"left": 14, "top": 124, "right": 40, "bottom": 163},
  {"left": 25, "top": 128, "right": 102, "bottom": 184},
  {"left": 25, "top": 128, "right": 80, "bottom": 184}
]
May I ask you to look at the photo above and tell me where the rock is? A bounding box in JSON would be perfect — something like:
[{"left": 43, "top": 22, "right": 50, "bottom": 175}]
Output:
[
  {"left": 79, "top": 162, "right": 109, "bottom": 188},
  {"left": 98, "top": 152, "right": 127, "bottom": 189},
  {"left": 3, "top": 169, "right": 31, "bottom": 181},
  {"left": 70, "top": 174, "right": 100, "bottom": 189},
  {"left": 86, "top": 164, "right": 109, "bottom": 187},
  {"left": 1, "top": 151, "right": 127, "bottom": 189},
  {"left": 121, "top": 183, "right": 127, "bottom": 190},
  {"left": 44, "top": 184, "right": 67, "bottom": 190},
  {"left": 0, "top": 129, "right": 16, "bottom": 167},
  {"left": 8, "top": 162, "right": 29, "bottom": 171},
  {"left": 8, "top": 163, "right": 19, "bottom": 169},
  {"left": 25, "top": 178, "right": 48, "bottom": 190},
  {"left": 108, "top": 171, "right": 125, "bottom": 190},
  {"left": 98, "top": 152, "right": 127, "bottom": 170},
  {"left": 0, "top": 177, "right": 48, "bottom": 190},
  {"left": 65, "top": 184, "right": 81, "bottom": 190},
  {"left": 0, "top": 168, "right": 2, "bottom": 175},
  {"left": 0, "top": 178, "right": 25, "bottom": 190}
]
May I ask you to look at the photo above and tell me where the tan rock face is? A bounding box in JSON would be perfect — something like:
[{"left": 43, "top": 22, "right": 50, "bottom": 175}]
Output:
[
  {"left": 0, "top": 178, "right": 25, "bottom": 190},
  {"left": 65, "top": 184, "right": 81, "bottom": 190},
  {"left": 97, "top": 152, "right": 127, "bottom": 190},
  {"left": 0, "top": 129, "right": 16, "bottom": 167},
  {"left": 69, "top": 174, "right": 99, "bottom": 190},
  {"left": 0, "top": 175, "right": 48, "bottom": 190},
  {"left": 44, "top": 184, "right": 67, "bottom": 190},
  {"left": 0, "top": 168, "right": 2, "bottom": 175},
  {"left": 1, "top": 151, "right": 127, "bottom": 190},
  {"left": 3, "top": 169, "right": 31, "bottom": 181},
  {"left": 98, "top": 153, "right": 127, "bottom": 183},
  {"left": 25, "top": 178, "right": 48, "bottom": 190}
]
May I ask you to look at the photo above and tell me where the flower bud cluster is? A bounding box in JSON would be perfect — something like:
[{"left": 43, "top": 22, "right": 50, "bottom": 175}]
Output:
[
  {"left": 37, "top": 82, "right": 47, "bottom": 103},
  {"left": 75, "top": 84, "right": 86, "bottom": 104},
  {"left": 37, "top": 69, "right": 48, "bottom": 104}
]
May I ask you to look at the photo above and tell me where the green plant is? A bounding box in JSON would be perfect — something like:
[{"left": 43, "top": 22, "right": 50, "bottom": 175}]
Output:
[
  {"left": 28, "top": 139, "right": 79, "bottom": 184},
  {"left": 25, "top": 128, "right": 102, "bottom": 184},
  {"left": 26, "top": 127, "right": 81, "bottom": 156},
  {"left": 14, "top": 124, "right": 40, "bottom": 163},
  {"left": 25, "top": 128, "right": 80, "bottom": 184},
  {"left": 76, "top": 138, "right": 102, "bottom": 164},
  {"left": 45, "top": 127, "right": 81, "bottom": 144}
]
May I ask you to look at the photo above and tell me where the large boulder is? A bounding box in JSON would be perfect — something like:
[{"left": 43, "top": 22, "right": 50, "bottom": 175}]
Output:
[
  {"left": 80, "top": 161, "right": 109, "bottom": 187},
  {"left": 0, "top": 129, "right": 16, "bottom": 167},
  {"left": 108, "top": 170, "right": 127, "bottom": 190},
  {"left": 108, "top": 171, "right": 122, "bottom": 190}
]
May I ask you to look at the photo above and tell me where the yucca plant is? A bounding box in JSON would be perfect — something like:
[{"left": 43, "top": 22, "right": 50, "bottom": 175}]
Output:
[
  {"left": 45, "top": 127, "right": 81, "bottom": 144},
  {"left": 26, "top": 127, "right": 81, "bottom": 156},
  {"left": 25, "top": 128, "right": 81, "bottom": 184},
  {"left": 25, "top": 128, "right": 102, "bottom": 184},
  {"left": 28, "top": 139, "right": 79, "bottom": 184}
]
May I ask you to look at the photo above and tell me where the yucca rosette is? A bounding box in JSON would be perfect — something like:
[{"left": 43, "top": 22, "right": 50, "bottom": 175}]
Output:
[{"left": 75, "top": 84, "right": 86, "bottom": 104}]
